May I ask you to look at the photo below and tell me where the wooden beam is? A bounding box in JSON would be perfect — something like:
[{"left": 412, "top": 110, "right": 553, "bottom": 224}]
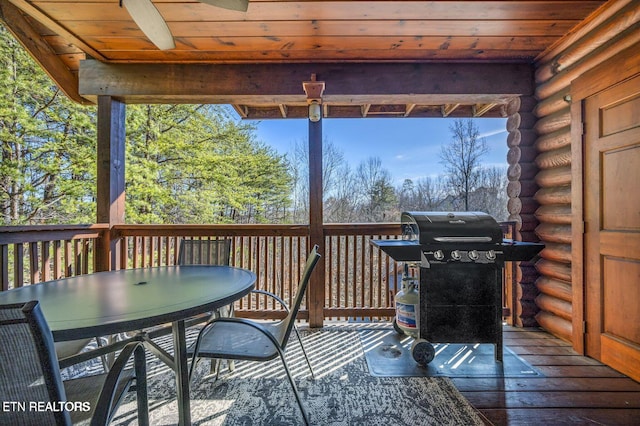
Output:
[
  {"left": 308, "top": 115, "right": 324, "bottom": 328},
  {"left": 79, "top": 61, "right": 534, "bottom": 104},
  {"left": 442, "top": 103, "right": 460, "bottom": 117},
  {"left": 0, "top": 0, "right": 89, "bottom": 104},
  {"left": 278, "top": 104, "right": 287, "bottom": 118},
  {"left": 473, "top": 103, "right": 497, "bottom": 117},
  {"left": 96, "top": 96, "right": 126, "bottom": 271},
  {"left": 231, "top": 104, "right": 248, "bottom": 118},
  {"left": 404, "top": 103, "right": 416, "bottom": 117}
]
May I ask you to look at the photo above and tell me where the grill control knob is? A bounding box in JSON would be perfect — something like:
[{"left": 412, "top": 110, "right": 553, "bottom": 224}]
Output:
[
  {"left": 451, "top": 250, "right": 461, "bottom": 260},
  {"left": 468, "top": 250, "right": 479, "bottom": 260},
  {"left": 486, "top": 250, "right": 496, "bottom": 260},
  {"left": 434, "top": 250, "right": 445, "bottom": 261}
]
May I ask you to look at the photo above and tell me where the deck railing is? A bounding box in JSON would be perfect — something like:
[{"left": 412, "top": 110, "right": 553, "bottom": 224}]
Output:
[
  {"left": 0, "top": 225, "right": 109, "bottom": 291},
  {"left": 1, "top": 222, "right": 516, "bottom": 324}
]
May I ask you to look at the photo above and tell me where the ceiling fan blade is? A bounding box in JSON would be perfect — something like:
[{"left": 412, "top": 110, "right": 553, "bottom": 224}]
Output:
[
  {"left": 122, "top": 0, "right": 175, "bottom": 50},
  {"left": 199, "top": 0, "right": 249, "bottom": 12}
]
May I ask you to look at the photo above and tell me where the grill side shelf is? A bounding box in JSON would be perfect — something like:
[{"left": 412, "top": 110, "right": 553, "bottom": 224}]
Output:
[{"left": 370, "top": 239, "right": 421, "bottom": 262}]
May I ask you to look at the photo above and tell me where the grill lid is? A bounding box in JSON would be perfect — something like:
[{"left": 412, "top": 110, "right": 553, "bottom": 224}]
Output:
[
  {"left": 371, "top": 211, "right": 544, "bottom": 263},
  {"left": 401, "top": 211, "right": 503, "bottom": 245}
]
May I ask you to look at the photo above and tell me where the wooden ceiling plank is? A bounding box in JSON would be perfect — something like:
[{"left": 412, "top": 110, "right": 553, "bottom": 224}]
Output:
[
  {"left": 90, "top": 48, "right": 544, "bottom": 62},
  {"left": 62, "top": 20, "right": 580, "bottom": 38},
  {"left": 34, "top": 1, "right": 606, "bottom": 22},
  {"left": 0, "top": 0, "right": 89, "bottom": 104},
  {"left": 84, "top": 35, "right": 557, "bottom": 52},
  {"left": 8, "top": 0, "right": 105, "bottom": 60}
]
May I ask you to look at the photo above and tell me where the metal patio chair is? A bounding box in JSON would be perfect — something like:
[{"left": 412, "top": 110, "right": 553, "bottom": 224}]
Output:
[
  {"left": 178, "top": 238, "right": 233, "bottom": 317},
  {"left": 0, "top": 300, "right": 148, "bottom": 426},
  {"left": 177, "top": 238, "right": 234, "bottom": 374},
  {"left": 187, "top": 245, "right": 321, "bottom": 426}
]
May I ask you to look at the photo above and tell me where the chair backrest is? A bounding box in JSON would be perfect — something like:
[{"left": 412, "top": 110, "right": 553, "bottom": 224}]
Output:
[
  {"left": 178, "top": 238, "right": 231, "bottom": 266},
  {"left": 280, "top": 244, "right": 321, "bottom": 349},
  {"left": 0, "top": 301, "right": 71, "bottom": 426}
]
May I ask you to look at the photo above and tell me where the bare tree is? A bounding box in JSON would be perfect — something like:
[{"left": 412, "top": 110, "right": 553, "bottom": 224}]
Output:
[
  {"left": 439, "top": 119, "right": 489, "bottom": 210},
  {"left": 356, "top": 157, "right": 397, "bottom": 221},
  {"left": 397, "top": 176, "right": 448, "bottom": 212},
  {"left": 288, "top": 138, "right": 348, "bottom": 222},
  {"left": 325, "top": 162, "right": 359, "bottom": 222},
  {"left": 470, "top": 166, "right": 508, "bottom": 220}
]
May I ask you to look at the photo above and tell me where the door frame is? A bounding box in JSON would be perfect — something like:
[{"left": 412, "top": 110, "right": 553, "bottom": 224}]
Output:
[{"left": 570, "top": 43, "right": 640, "bottom": 355}]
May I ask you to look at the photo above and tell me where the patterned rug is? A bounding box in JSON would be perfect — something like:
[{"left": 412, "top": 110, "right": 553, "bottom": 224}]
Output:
[{"left": 85, "top": 328, "right": 486, "bottom": 425}]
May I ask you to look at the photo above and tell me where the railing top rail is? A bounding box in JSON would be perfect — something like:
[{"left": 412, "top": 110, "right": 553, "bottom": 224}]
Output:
[
  {"left": 0, "top": 221, "right": 516, "bottom": 245},
  {"left": 112, "top": 223, "right": 310, "bottom": 238},
  {"left": 324, "top": 222, "right": 402, "bottom": 235},
  {"left": 0, "top": 224, "right": 109, "bottom": 245}
]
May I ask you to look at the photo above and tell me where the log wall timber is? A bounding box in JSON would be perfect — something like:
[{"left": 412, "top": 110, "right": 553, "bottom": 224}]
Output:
[
  {"left": 506, "top": 95, "right": 541, "bottom": 327},
  {"left": 532, "top": 0, "right": 640, "bottom": 344}
]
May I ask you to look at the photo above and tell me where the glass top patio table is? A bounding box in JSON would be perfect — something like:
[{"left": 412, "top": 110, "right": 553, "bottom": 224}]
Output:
[{"left": 0, "top": 265, "right": 256, "bottom": 426}]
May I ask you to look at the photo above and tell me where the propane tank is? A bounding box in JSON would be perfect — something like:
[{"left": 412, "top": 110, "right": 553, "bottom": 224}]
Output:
[{"left": 394, "top": 266, "right": 420, "bottom": 337}]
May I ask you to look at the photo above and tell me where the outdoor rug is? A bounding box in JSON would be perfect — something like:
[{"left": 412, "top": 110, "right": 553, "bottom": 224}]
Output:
[
  {"left": 360, "top": 329, "right": 542, "bottom": 378},
  {"left": 103, "top": 328, "right": 487, "bottom": 425}
]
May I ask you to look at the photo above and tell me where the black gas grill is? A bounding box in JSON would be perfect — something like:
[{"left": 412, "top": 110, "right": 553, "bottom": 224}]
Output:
[{"left": 372, "top": 211, "right": 544, "bottom": 365}]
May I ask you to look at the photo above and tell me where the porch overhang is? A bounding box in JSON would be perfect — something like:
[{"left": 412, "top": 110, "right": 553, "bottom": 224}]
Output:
[{"left": 78, "top": 61, "right": 534, "bottom": 119}]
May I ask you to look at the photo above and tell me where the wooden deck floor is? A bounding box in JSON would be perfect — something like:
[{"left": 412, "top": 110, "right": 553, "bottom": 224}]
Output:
[{"left": 454, "top": 326, "right": 640, "bottom": 425}]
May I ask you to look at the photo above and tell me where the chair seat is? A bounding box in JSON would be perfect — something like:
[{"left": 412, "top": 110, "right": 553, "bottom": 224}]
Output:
[
  {"left": 187, "top": 320, "right": 286, "bottom": 362},
  {"left": 64, "top": 369, "right": 136, "bottom": 425}
]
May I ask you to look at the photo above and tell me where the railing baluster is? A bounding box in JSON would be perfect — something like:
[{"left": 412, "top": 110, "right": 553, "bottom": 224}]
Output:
[
  {"left": 53, "top": 240, "right": 62, "bottom": 279},
  {"left": 1, "top": 244, "right": 8, "bottom": 291},
  {"left": 30, "top": 242, "right": 39, "bottom": 283},
  {"left": 15, "top": 243, "right": 24, "bottom": 288},
  {"left": 42, "top": 241, "right": 51, "bottom": 282},
  {"left": 64, "top": 240, "right": 71, "bottom": 277}
]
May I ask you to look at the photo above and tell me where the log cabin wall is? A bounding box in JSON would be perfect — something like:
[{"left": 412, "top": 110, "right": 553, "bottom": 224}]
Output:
[
  {"left": 507, "top": 95, "right": 542, "bottom": 327},
  {"left": 532, "top": 0, "right": 639, "bottom": 343}
]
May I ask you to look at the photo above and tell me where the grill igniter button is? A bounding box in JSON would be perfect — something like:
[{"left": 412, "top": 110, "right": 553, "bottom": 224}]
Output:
[
  {"left": 486, "top": 250, "right": 496, "bottom": 260},
  {"left": 468, "top": 250, "right": 479, "bottom": 260},
  {"left": 451, "top": 250, "right": 461, "bottom": 260},
  {"left": 434, "top": 250, "right": 445, "bottom": 261}
]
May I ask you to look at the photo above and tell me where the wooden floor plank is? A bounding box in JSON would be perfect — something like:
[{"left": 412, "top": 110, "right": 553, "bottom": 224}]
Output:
[
  {"left": 502, "top": 328, "right": 557, "bottom": 339},
  {"left": 463, "top": 391, "right": 640, "bottom": 408},
  {"left": 481, "top": 408, "right": 640, "bottom": 426},
  {"left": 505, "top": 338, "right": 571, "bottom": 347},
  {"left": 508, "top": 345, "right": 580, "bottom": 356},
  {"left": 534, "top": 365, "right": 629, "bottom": 378},
  {"left": 452, "top": 377, "right": 640, "bottom": 392},
  {"left": 519, "top": 354, "right": 606, "bottom": 366},
  {"left": 453, "top": 326, "right": 640, "bottom": 425}
]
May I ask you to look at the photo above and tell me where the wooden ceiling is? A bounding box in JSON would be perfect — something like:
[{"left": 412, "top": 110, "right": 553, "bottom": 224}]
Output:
[{"left": 1, "top": 0, "right": 607, "bottom": 118}]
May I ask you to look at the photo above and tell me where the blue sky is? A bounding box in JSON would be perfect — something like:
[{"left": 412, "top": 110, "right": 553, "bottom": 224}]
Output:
[{"left": 249, "top": 117, "right": 509, "bottom": 185}]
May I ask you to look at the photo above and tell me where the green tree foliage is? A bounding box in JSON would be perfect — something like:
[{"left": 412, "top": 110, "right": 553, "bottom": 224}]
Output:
[
  {"left": 0, "top": 24, "right": 96, "bottom": 225},
  {"left": 0, "top": 23, "right": 291, "bottom": 225},
  {"left": 124, "top": 104, "right": 291, "bottom": 224}
]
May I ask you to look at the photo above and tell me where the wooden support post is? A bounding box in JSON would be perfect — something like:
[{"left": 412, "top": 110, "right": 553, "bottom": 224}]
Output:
[
  {"left": 308, "top": 115, "right": 325, "bottom": 327},
  {"left": 304, "top": 75, "right": 326, "bottom": 327},
  {"left": 96, "top": 96, "right": 126, "bottom": 271}
]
